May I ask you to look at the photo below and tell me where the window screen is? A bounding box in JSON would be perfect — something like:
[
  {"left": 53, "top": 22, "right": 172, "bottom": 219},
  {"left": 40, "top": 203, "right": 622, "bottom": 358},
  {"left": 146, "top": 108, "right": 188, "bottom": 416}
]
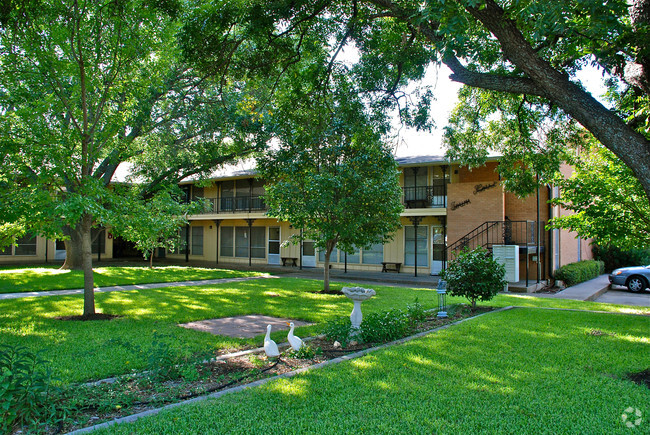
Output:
[
  {"left": 220, "top": 226, "right": 233, "bottom": 257},
  {"left": 192, "top": 226, "right": 204, "bottom": 256}
]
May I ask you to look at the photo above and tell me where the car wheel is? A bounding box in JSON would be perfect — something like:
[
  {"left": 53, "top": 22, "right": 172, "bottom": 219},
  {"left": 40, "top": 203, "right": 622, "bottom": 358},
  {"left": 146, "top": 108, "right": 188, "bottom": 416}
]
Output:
[{"left": 626, "top": 276, "right": 648, "bottom": 293}]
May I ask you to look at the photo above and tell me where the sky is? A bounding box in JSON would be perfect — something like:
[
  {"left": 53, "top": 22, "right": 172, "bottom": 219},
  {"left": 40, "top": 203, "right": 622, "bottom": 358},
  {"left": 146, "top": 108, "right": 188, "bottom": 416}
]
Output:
[{"left": 392, "top": 64, "right": 609, "bottom": 158}]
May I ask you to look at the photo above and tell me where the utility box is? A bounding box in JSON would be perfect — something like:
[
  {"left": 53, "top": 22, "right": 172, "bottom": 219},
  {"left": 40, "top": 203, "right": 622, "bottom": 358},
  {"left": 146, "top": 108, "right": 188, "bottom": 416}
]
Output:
[{"left": 493, "top": 245, "right": 519, "bottom": 283}]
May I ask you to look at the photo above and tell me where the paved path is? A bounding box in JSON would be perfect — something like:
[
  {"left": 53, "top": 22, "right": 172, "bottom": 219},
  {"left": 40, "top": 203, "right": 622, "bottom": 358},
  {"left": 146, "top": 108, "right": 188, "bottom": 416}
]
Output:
[
  {"left": 0, "top": 275, "right": 276, "bottom": 300},
  {"left": 551, "top": 274, "right": 611, "bottom": 301},
  {"left": 595, "top": 289, "right": 650, "bottom": 307}
]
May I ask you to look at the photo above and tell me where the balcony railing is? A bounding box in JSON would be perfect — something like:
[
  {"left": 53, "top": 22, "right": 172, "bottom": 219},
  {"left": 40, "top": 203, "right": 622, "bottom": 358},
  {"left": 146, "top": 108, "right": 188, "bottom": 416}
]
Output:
[
  {"left": 402, "top": 181, "right": 447, "bottom": 208},
  {"left": 200, "top": 195, "right": 267, "bottom": 214}
]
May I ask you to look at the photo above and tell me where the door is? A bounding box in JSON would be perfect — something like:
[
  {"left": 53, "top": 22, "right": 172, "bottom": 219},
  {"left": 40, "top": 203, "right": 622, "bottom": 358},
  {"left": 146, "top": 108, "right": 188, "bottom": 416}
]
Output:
[
  {"left": 431, "top": 225, "right": 445, "bottom": 275},
  {"left": 54, "top": 240, "right": 66, "bottom": 260},
  {"left": 302, "top": 240, "right": 316, "bottom": 267},
  {"left": 268, "top": 227, "right": 281, "bottom": 265}
]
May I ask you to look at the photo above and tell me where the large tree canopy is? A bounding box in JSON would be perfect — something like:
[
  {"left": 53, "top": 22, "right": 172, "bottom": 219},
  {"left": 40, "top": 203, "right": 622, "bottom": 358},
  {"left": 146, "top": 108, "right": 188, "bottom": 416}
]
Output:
[
  {"left": 181, "top": 0, "right": 650, "bottom": 202},
  {"left": 0, "top": 0, "right": 268, "bottom": 315}
]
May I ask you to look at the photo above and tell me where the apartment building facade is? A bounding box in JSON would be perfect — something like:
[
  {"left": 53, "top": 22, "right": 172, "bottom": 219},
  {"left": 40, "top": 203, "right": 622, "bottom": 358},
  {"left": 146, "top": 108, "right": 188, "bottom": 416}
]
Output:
[{"left": 0, "top": 156, "right": 592, "bottom": 280}]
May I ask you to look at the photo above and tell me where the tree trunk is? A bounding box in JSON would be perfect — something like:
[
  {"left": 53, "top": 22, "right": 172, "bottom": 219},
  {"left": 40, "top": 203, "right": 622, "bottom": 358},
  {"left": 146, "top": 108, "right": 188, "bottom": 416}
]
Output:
[
  {"left": 149, "top": 250, "right": 154, "bottom": 268},
  {"left": 79, "top": 214, "right": 96, "bottom": 316},
  {"left": 322, "top": 239, "right": 337, "bottom": 292},
  {"left": 62, "top": 225, "right": 84, "bottom": 270}
]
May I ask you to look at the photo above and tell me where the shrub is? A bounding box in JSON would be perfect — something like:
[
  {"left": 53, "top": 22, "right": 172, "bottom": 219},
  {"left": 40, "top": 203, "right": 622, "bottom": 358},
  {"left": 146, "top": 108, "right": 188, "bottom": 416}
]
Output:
[
  {"left": 0, "top": 345, "right": 59, "bottom": 434},
  {"left": 441, "top": 247, "right": 507, "bottom": 310},
  {"left": 592, "top": 245, "right": 650, "bottom": 272},
  {"left": 322, "top": 317, "right": 353, "bottom": 347},
  {"left": 359, "top": 309, "right": 412, "bottom": 343},
  {"left": 553, "top": 260, "right": 605, "bottom": 287},
  {"left": 406, "top": 299, "right": 427, "bottom": 324}
]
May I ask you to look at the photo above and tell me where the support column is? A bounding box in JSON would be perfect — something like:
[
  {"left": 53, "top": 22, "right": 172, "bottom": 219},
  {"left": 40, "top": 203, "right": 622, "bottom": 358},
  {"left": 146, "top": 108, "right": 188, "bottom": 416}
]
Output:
[
  {"left": 246, "top": 219, "right": 255, "bottom": 267},
  {"left": 408, "top": 216, "right": 423, "bottom": 277},
  {"left": 185, "top": 223, "right": 190, "bottom": 263},
  {"left": 213, "top": 219, "right": 222, "bottom": 266}
]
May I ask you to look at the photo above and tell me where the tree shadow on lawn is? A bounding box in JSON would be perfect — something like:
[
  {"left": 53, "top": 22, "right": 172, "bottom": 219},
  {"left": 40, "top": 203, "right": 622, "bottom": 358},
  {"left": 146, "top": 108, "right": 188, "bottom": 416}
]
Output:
[{"left": 119, "top": 308, "right": 650, "bottom": 434}]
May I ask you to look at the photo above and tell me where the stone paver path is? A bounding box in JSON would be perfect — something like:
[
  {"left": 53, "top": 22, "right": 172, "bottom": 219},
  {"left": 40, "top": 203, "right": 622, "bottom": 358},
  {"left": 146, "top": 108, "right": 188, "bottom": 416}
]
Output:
[
  {"left": 180, "top": 314, "right": 312, "bottom": 338},
  {"left": 0, "top": 275, "right": 276, "bottom": 300}
]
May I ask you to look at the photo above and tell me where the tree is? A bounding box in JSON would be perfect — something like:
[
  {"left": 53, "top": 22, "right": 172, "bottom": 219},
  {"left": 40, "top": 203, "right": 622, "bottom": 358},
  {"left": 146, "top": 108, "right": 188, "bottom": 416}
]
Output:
[
  {"left": 550, "top": 143, "right": 650, "bottom": 249},
  {"left": 257, "top": 72, "right": 403, "bottom": 292},
  {"left": 0, "top": 0, "right": 268, "bottom": 316},
  {"left": 109, "top": 187, "right": 200, "bottom": 268},
  {"left": 441, "top": 247, "right": 507, "bottom": 310},
  {"left": 181, "top": 0, "right": 650, "bottom": 203}
]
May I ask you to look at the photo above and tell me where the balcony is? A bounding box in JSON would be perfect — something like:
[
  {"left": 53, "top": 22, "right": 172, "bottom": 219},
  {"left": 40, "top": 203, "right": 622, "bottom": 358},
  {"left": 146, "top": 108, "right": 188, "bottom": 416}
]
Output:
[
  {"left": 200, "top": 195, "right": 267, "bottom": 214},
  {"left": 402, "top": 181, "right": 447, "bottom": 208}
]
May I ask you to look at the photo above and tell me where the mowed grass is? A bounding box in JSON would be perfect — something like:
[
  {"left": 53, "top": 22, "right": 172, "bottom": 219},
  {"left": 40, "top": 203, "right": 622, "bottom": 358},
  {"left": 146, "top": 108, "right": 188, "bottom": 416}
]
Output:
[
  {"left": 0, "top": 277, "right": 441, "bottom": 383},
  {"left": 0, "top": 265, "right": 262, "bottom": 293},
  {"left": 99, "top": 308, "right": 650, "bottom": 434}
]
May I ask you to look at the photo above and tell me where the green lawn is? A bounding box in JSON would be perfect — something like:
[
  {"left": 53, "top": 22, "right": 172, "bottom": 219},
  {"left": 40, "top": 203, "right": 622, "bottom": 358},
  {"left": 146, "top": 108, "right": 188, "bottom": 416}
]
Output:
[
  {"left": 1, "top": 271, "right": 648, "bottom": 386},
  {"left": 100, "top": 307, "right": 650, "bottom": 434},
  {"left": 0, "top": 265, "right": 262, "bottom": 293}
]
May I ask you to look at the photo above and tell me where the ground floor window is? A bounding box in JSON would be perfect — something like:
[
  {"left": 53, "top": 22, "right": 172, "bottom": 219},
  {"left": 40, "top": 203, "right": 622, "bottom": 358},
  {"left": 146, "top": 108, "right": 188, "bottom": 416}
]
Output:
[
  {"left": 220, "top": 226, "right": 234, "bottom": 257},
  {"left": 318, "top": 244, "right": 383, "bottom": 264},
  {"left": 168, "top": 226, "right": 188, "bottom": 255},
  {"left": 224, "top": 226, "right": 266, "bottom": 259},
  {"left": 91, "top": 228, "right": 105, "bottom": 254},
  {"left": 405, "top": 226, "right": 427, "bottom": 267},
  {"left": 1, "top": 234, "right": 37, "bottom": 256},
  {"left": 362, "top": 243, "right": 383, "bottom": 264},
  {"left": 192, "top": 226, "right": 204, "bottom": 256}
]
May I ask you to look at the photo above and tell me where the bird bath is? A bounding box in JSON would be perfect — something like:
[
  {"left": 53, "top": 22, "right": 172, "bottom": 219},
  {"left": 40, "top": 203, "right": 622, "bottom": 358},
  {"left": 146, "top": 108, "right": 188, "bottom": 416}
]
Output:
[{"left": 342, "top": 286, "right": 376, "bottom": 332}]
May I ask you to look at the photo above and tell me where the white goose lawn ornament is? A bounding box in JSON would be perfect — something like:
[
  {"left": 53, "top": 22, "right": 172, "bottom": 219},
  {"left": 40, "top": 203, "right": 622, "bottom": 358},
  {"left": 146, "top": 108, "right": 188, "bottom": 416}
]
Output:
[
  {"left": 264, "top": 324, "right": 280, "bottom": 358},
  {"left": 286, "top": 322, "right": 303, "bottom": 351}
]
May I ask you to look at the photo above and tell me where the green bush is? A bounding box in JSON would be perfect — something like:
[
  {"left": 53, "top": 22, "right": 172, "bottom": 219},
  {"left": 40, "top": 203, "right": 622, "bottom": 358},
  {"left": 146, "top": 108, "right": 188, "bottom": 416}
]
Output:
[
  {"left": 553, "top": 260, "right": 605, "bottom": 287},
  {"left": 359, "top": 309, "right": 412, "bottom": 343},
  {"left": 592, "top": 245, "right": 650, "bottom": 272},
  {"left": 441, "top": 247, "right": 507, "bottom": 310},
  {"left": 0, "top": 345, "right": 59, "bottom": 434},
  {"left": 322, "top": 317, "right": 353, "bottom": 347}
]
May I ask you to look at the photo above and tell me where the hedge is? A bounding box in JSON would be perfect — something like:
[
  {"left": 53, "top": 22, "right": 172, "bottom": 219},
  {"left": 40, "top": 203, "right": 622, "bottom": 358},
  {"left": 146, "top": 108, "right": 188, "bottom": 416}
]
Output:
[
  {"left": 553, "top": 260, "right": 605, "bottom": 287},
  {"left": 592, "top": 245, "right": 650, "bottom": 272}
]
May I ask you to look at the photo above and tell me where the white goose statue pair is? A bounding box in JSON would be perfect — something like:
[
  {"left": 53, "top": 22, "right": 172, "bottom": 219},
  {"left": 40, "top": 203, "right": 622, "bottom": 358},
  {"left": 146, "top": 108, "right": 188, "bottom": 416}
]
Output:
[{"left": 263, "top": 322, "right": 303, "bottom": 358}]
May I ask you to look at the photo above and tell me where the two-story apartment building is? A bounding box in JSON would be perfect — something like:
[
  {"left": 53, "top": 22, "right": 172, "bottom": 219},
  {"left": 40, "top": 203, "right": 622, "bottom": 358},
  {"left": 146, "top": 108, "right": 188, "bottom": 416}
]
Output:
[{"left": 0, "top": 155, "right": 592, "bottom": 282}]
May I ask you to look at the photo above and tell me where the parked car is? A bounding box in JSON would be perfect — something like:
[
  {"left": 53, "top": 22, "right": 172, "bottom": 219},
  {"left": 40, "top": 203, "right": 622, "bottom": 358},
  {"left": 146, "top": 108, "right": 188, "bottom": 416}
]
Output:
[{"left": 609, "top": 265, "right": 650, "bottom": 292}]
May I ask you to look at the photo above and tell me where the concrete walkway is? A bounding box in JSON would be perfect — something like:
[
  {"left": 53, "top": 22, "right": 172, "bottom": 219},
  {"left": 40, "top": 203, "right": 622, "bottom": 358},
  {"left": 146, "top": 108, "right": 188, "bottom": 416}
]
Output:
[
  {"left": 551, "top": 274, "right": 611, "bottom": 301},
  {"left": 0, "top": 275, "right": 276, "bottom": 300}
]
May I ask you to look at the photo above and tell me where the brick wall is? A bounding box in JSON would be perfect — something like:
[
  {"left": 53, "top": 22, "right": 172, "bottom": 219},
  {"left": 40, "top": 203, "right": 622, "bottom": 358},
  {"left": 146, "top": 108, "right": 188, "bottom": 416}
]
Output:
[{"left": 447, "top": 181, "right": 505, "bottom": 246}]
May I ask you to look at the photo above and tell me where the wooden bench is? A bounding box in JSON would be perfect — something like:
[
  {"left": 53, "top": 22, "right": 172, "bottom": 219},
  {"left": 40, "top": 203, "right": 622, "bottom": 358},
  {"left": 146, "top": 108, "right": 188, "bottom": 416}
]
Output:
[
  {"left": 381, "top": 262, "right": 402, "bottom": 273},
  {"left": 281, "top": 257, "right": 298, "bottom": 267}
]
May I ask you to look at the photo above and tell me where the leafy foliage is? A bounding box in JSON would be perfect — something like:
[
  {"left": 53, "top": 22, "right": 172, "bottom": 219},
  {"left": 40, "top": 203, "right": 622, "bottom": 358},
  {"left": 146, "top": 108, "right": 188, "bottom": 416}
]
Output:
[
  {"left": 551, "top": 144, "right": 650, "bottom": 249},
  {"left": 441, "top": 247, "right": 507, "bottom": 309},
  {"left": 359, "top": 309, "right": 412, "bottom": 344},
  {"left": 322, "top": 317, "right": 354, "bottom": 348},
  {"left": 553, "top": 260, "right": 605, "bottom": 287},
  {"left": 257, "top": 63, "right": 403, "bottom": 291},
  {"left": 0, "top": 345, "right": 59, "bottom": 434},
  {"left": 593, "top": 245, "right": 650, "bottom": 272}
]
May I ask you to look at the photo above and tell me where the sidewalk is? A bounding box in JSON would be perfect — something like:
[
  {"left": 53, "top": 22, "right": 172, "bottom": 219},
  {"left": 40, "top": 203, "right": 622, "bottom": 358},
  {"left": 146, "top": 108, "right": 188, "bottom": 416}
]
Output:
[
  {"left": 550, "top": 274, "right": 611, "bottom": 301},
  {"left": 0, "top": 275, "right": 275, "bottom": 300}
]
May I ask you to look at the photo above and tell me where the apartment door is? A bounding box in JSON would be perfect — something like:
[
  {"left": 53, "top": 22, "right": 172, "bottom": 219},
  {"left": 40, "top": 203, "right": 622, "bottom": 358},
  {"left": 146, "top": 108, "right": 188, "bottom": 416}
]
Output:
[
  {"left": 302, "top": 240, "right": 316, "bottom": 267},
  {"left": 430, "top": 225, "right": 445, "bottom": 275},
  {"left": 268, "top": 227, "right": 281, "bottom": 265},
  {"left": 55, "top": 240, "right": 66, "bottom": 260}
]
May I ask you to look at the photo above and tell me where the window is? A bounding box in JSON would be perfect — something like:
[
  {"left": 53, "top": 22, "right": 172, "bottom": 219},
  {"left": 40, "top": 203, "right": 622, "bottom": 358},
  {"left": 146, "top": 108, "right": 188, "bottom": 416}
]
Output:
[
  {"left": 220, "top": 181, "right": 234, "bottom": 211},
  {"left": 319, "top": 247, "right": 338, "bottom": 263},
  {"left": 91, "top": 228, "right": 105, "bottom": 254},
  {"left": 192, "top": 226, "right": 204, "bottom": 256},
  {"left": 0, "top": 245, "right": 11, "bottom": 256},
  {"left": 250, "top": 227, "right": 265, "bottom": 258},
  {"left": 168, "top": 227, "right": 188, "bottom": 255},
  {"left": 268, "top": 227, "right": 280, "bottom": 255},
  {"left": 362, "top": 243, "right": 384, "bottom": 264},
  {"left": 221, "top": 226, "right": 234, "bottom": 257},
  {"left": 235, "top": 227, "right": 249, "bottom": 257},
  {"left": 405, "top": 226, "right": 427, "bottom": 267},
  {"left": 12, "top": 235, "right": 37, "bottom": 256}
]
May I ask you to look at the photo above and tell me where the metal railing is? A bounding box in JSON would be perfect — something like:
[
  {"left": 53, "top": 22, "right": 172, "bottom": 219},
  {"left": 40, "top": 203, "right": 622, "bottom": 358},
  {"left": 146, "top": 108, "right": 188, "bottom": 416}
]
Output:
[
  {"left": 447, "top": 220, "right": 545, "bottom": 261},
  {"left": 402, "top": 181, "right": 447, "bottom": 208},
  {"left": 199, "top": 195, "right": 267, "bottom": 214}
]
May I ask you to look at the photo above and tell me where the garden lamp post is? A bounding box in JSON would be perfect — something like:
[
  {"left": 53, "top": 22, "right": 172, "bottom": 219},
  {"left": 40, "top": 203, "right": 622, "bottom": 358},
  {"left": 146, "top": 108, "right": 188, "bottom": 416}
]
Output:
[{"left": 437, "top": 279, "right": 447, "bottom": 318}]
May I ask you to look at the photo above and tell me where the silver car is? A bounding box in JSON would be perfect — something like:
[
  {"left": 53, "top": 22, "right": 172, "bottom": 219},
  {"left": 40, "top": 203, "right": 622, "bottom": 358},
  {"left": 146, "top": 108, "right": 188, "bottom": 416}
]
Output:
[{"left": 609, "top": 265, "right": 650, "bottom": 292}]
